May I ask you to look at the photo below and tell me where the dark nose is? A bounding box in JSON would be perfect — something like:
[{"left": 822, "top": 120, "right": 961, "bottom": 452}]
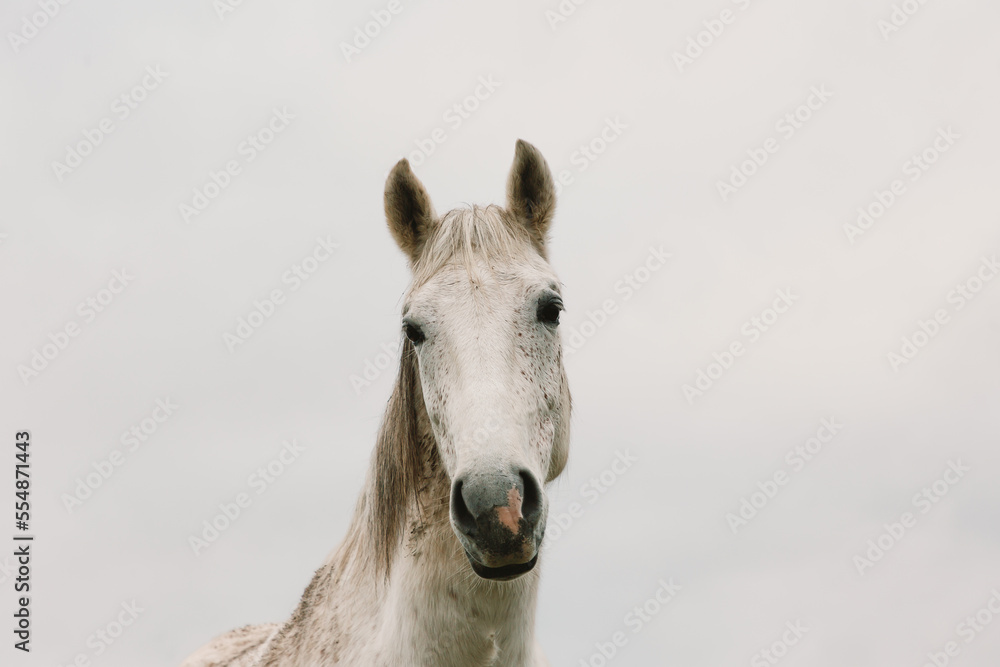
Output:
[{"left": 451, "top": 468, "right": 543, "bottom": 552}]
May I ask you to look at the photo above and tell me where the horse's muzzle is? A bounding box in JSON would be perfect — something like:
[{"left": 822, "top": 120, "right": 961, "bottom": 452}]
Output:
[{"left": 450, "top": 468, "right": 545, "bottom": 580}]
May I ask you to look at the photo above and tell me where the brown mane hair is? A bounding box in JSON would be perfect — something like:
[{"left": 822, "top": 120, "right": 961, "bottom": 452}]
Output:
[{"left": 367, "top": 338, "right": 437, "bottom": 577}]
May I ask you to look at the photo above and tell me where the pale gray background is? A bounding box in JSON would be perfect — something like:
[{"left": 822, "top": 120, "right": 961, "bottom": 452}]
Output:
[{"left": 2, "top": 0, "right": 999, "bottom": 665}]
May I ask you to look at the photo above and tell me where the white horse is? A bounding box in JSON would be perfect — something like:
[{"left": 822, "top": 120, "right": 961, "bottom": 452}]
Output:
[{"left": 181, "top": 140, "right": 571, "bottom": 666}]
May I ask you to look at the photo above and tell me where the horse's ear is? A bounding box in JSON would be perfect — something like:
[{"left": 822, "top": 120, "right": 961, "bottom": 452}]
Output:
[
  {"left": 506, "top": 139, "right": 556, "bottom": 255},
  {"left": 385, "top": 158, "right": 437, "bottom": 264}
]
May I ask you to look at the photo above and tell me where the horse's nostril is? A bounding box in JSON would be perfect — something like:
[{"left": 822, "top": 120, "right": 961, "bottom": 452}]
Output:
[
  {"left": 518, "top": 469, "right": 543, "bottom": 524},
  {"left": 451, "top": 479, "right": 478, "bottom": 537}
]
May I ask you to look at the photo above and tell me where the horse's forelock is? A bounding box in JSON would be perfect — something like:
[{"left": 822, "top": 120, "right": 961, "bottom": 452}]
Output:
[{"left": 410, "top": 205, "right": 534, "bottom": 289}]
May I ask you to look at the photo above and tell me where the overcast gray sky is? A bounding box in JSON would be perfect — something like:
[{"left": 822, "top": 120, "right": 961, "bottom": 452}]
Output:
[{"left": 2, "top": 0, "right": 999, "bottom": 665}]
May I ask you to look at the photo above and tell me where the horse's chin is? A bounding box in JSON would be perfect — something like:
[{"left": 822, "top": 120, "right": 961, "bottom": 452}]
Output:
[{"left": 464, "top": 551, "right": 538, "bottom": 581}]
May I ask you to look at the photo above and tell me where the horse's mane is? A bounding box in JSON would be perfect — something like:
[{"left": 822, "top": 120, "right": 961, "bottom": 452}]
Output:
[{"left": 367, "top": 337, "right": 431, "bottom": 578}]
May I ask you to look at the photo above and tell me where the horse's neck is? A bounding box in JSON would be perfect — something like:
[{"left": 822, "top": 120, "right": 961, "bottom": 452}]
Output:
[
  {"left": 378, "top": 485, "right": 541, "bottom": 665},
  {"left": 275, "top": 407, "right": 540, "bottom": 666}
]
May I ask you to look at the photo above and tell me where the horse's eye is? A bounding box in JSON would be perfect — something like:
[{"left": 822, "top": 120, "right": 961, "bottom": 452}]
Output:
[
  {"left": 537, "top": 300, "right": 562, "bottom": 326},
  {"left": 403, "top": 322, "right": 425, "bottom": 344}
]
